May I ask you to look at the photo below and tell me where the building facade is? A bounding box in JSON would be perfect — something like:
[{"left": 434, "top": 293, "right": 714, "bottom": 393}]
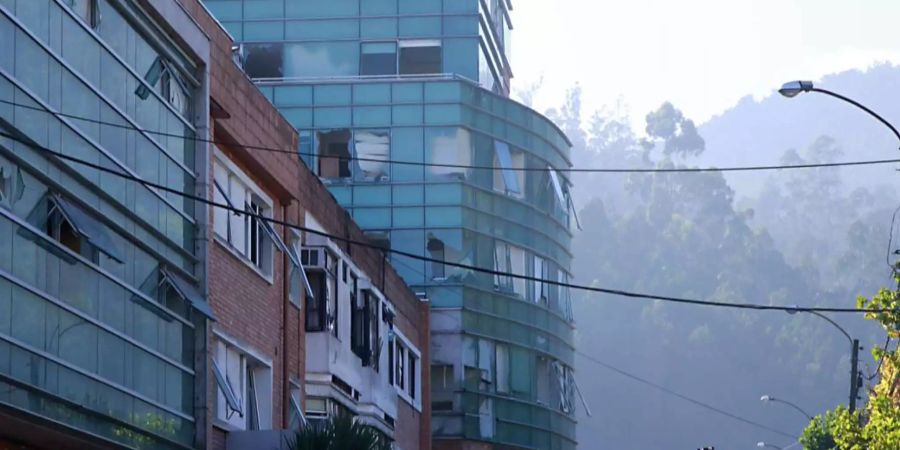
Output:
[
  {"left": 201, "top": 1, "right": 579, "bottom": 449},
  {"left": 0, "top": 0, "right": 212, "bottom": 448},
  {"left": 0, "top": 1, "right": 430, "bottom": 450}
]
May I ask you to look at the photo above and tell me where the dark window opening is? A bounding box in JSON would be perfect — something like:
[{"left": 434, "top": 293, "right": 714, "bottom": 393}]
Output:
[
  {"left": 305, "top": 271, "right": 327, "bottom": 332},
  {"left": 365, "top": 231, "right": 390, "bottom": 255},
  {"left": 388, "top": 338, "right": 395, "bottom": 385},
  {"left": 243, "top": 43, "right": 284, "bottom": 79},
  {"left": 317, "top": 130, "right": 352, "bottom": 179},
  {"left": 399, "top": 41, "right": 442, "bottom": 75},
  {"left": 368, "top": 290, "right": 379, "bottom": 370},
  {"left": 408, "top": 352, "right": 417, "bottom": 399},
  {"left": 361, "top": 42, "right": 398, "bottom": 76},
  {"left": 427, "top": 235, "right": 445, "bottom": 280}
]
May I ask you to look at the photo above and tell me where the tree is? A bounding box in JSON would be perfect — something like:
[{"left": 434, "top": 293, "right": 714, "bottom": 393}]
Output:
[
  {"left": 287, "top": 415, "right": 392, "bottom": 450},
  {"left": 799, "top": 275, "right": 900, "bottom": 449}
]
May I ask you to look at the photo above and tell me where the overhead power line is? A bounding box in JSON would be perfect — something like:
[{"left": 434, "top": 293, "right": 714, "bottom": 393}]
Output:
[
  {"left": 3, "top": 98, "right": 900, "bottom": 174},
  {"left": 0, "top": 130, "right": 891, "bottom": 314},
  {"left": 576, "top": 350, "right": 797, "bottom": 439}
]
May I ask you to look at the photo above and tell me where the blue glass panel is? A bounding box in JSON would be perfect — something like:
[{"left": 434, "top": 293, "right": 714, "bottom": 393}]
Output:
[
  {"left": 391, "top": 127, "right": 424, "bottom": 182},
  {"left": 426, "top": 183, "right": 463, "bottom": 204},
  {"left": 392, "top": 83, "right": 422, "bottom": 103},
  {"left": 282, "top": 108, "right": 313, "bottom": 128},
  {"left": 399, "top": 0, "right": 441, "bottom": 14},
  {"left": 443, "top": 16, "right": 480, "bottom": 35},
  {"left": 399, "top": 17, "right": 441, "bottom": 37},
  {"left": 352, "top": 208, "right": 391, "bottom": 228},
  {"left": 244, "top": 0, "right": 285, "bottom": 19},
  {"left": 285, "top": 0, "right": 358, "bottom": 17},
  {"left": 329, "top": 186, "right": 352, "bottom": 204},
  {"left": 443, "top": 38, "right": 479, "bottom": 80},
  {"left": 203, "top": 1, "right": 243, "bottom": 21},
  {"left": 444, "top": 0, "right": 478, "bottom": 13},
  {"left": 285, "top": 19, "right": 359, "bottom": 39},
  {"left": 221, "top": 21, "right": 243, "bottom": 40},
  {"left": 353, "top": 185, "right": 392, "bottom": 206},
  {"left": 243, "top": 21, "right": 284, "bottom": 41},
  {"left": 425, "top": 104, "right": 462, "bottom": 124},
  {"left": 353, "top": 106, "right": 391, "bottom": 127},
  {"left": 361, "top": 0, "right": 397, "bottom": 15},
  {"left": 360, "top": 18, "right": 397, "bottom": 39},
  {"left": 393, "top": 184, "right": 424, "bottom": 205},
  {"left": 425, "top": 82, "right": 462, "bottom": 102},
  {"left": 392, "top": 105, "right": 423, "bottom": 126},
  {"left": 390, "top": 229, "right": 425, "bottom": 284},
  {"left": 283, "top": 42, "right": 359, "bottom": 77},
  {"left": 314, "top": 85, "right": 352, "bottom": 105},
  {"left": 353, "top": 84, "right": 391, "bottom": 105},
  {"left": 274, "top": 85, "right": 313, "bottom": 106},
  {"left": 425, "top": 206, "right": 462, "bottom": 227},
  {"left": 313, "top": 107, "right": 351, "bottom": 128},
  {"left": 393, "top": 207, "right": 424, "bottom": 227}
]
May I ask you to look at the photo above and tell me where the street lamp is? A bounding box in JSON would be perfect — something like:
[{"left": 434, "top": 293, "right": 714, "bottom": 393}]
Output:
[
  {"left": 787, "top": 307, "right": 863, "bottom": 412},
  {"left": 760, "top": 395, "right": 812, "bottom": 420},
  {"left": 757, "top": 442, "right": 782, "bottom": 450},
  {"left": 778, "top": 80, "right": 900, "bottom": 143}
]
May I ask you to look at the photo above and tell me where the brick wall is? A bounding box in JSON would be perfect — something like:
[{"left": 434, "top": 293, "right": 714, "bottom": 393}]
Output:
[{"left": 171, "top": 2, "right": 430, "bottom": 448}]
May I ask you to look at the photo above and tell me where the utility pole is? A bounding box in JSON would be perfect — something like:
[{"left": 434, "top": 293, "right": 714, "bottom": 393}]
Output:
[{"left": 849, "top": 338, "right": 861, "bottom": 413}]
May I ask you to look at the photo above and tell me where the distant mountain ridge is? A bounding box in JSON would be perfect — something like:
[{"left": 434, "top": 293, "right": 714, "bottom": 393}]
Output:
[{"left": 697, "top": 63, "right": 900, "bottom": 196}]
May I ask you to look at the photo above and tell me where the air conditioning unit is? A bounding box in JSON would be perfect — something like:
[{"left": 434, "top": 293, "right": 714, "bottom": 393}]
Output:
[{"left": 301, "top": 247, "right": 328, "bottom": 270}]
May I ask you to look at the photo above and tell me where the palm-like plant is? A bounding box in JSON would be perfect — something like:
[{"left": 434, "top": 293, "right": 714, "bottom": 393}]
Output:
[{"left": 287, "top": 414, "right": 392, "bottom": 450}]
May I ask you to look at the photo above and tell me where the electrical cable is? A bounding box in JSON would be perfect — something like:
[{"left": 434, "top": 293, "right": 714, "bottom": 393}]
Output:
[
  {"left": 0, "top": 129, "right": 892, "bottom": 314},
  {"left": 4, "top": 98, "right": 900, "bottom": 174},
  {"left": 575, "top": 350, "right": 797, "bottom": 439}
]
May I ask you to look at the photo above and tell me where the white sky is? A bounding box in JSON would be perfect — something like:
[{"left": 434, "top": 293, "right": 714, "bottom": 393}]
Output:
[{"left": 512, "top": 0, "right": 900, "bottom": 127}]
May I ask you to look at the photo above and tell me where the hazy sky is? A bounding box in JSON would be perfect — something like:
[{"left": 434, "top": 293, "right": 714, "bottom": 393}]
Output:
[{"left": 513, "top": 0, "right": 900, "bottom": 126}]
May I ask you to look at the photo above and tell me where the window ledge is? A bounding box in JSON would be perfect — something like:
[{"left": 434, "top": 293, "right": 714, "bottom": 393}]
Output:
[{"left": 214, "top": 236, "right": 275, "bottom": 286}]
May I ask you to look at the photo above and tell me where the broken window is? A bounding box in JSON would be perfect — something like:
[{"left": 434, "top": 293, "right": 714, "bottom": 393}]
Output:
[
  {"left": 66, "top": 0, "right": 101, "bottom": 29},
  {"left": 135, "top": 56, "right": 192, "bottom": 117},
  {"left": 0, "top": 166, "right": 25, "bottom": 207},
  {"left": 495, "top": 344, "right": 510, "bottom": 394},
  {"left": 493, "top": 141, "right": 524, "bottom": 198},
  {"left": 361, "top": 42, "right": 397, "bottom": 76},
  {"left": 27, "top": 193, "right": 123, "bottom": 264},
  {"left": 354, "top": 130, "right": 390, "bottom": 182},
  {"left": 365, "top": 230, "right": 391, "bottom": 254},
  {"left": 426, "top": 128, "right": 471, "bottom": 181},
  {"left": 399, "top": 40, "right": 442, "bottom": 75},
  {"left": 531, "top": 255, "right": 546, "bottom": 304},
  {"left": 427, "top": 235, "right": 445, "bottom": 280},
  {"left": 243, "top": 43, "right": 284, "bottom": 79},
  {"left": 317, "top": 130, "right": 352, "bottom": 179}
]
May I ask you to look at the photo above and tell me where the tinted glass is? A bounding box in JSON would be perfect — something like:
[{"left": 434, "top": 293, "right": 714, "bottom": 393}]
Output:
[{"left": 400, "top": 45, "right": 442, "bottom": 75}]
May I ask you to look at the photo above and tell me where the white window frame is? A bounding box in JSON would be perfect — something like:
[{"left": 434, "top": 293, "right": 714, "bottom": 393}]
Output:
[
  {"left": 213, "top": 149, "right": 277, "bottom": 281},
  {"left": 213, "top": 331, "right": 273, "bottom": 431},
  {"left": 390, "top": 328, "right": 422, "bottom": 411}
]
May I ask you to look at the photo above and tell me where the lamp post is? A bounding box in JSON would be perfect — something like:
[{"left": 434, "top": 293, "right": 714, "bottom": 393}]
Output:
[
  {"left": 778, "top": 80, "right": 900, "bottom": 144},
  {"left": 760, "top": 395, "right": 812, "bottom": 420},
  {"left": 778, "top": 81, "right": 898, "bottom": 412},
  {"left": 786, "top": 307, "right": 862, "bottom": 412}
]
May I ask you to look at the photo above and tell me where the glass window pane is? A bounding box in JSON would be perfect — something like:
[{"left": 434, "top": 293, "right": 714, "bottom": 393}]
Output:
[
  {"left": 360, "top": 42, "right": 397, "bottom": 76},
  {"left": 243, "top": 43, "right": 284, "bottom": 79},
  {"left": 284, "top": 42, "right": 359, "bottom": 78},
  {"left": 354, "top": 130, "right": 390, "bottom": 182},
  {"left": 399, "top": 41, "right": 442, "bottom": 75},
  {"left": 392, "top": 127, "right": 424, "bottom": 182},
  {"left": 426, "top": 128, "right": 471, "bottom": 181}
]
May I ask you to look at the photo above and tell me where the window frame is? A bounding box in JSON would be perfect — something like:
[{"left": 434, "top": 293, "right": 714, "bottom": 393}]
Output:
[
  {"left": 398, "top": 39, "right": 443, "bottom": 75},
  {"left": 213, "top": 151, "right": 277, "bottom": 280},
  {"left": 213, "top": 334, "right": 273, "bottom": 431},
  {"left": 391, "top": 328, "right": 422, "bottom": 410}
]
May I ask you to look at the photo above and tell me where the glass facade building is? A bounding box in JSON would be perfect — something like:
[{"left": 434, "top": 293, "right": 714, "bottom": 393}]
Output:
[
  {"left": 0, "top": 0, "right": 209, "bottom": 448},
  {"left": 202, "top": 1, "right": 577, "bottom": 448}
]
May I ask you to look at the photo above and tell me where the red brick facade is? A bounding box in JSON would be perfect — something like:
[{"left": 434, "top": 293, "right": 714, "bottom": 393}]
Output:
[{"left": 170, "top": 1, "right": 430, "bottom": 449}]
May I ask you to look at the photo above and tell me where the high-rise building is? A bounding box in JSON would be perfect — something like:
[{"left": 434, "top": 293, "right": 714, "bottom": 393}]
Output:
[{"left": 201, "top": 1, "right": 578, "bottom": 449}]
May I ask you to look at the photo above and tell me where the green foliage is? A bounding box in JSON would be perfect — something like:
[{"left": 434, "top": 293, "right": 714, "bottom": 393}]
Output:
[
  {"left": 287, "top": 415, "right": 391, "bottom": 450},
  {"left": 800, "top": 278, "right": 900, "bottom": 449}
]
